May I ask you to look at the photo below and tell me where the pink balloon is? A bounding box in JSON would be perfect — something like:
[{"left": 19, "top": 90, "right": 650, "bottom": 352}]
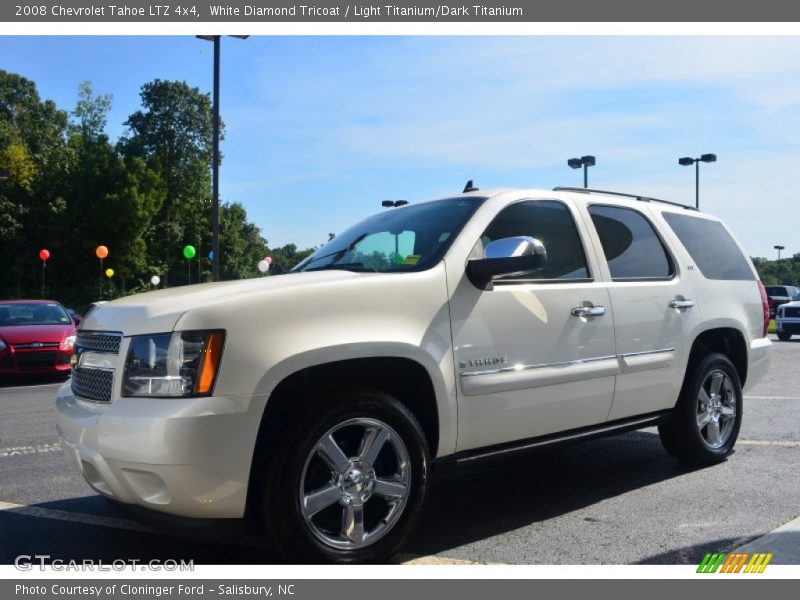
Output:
[{"left": 264, "top": 256, "right": 272, "bottom": 265}]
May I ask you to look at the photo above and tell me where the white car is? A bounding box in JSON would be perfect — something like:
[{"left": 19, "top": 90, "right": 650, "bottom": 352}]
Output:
[
  {"left": 56, "top": 185, "right": 772, "bottom": 563},
  {"left": 776, "top": 292, "right": 800, "bottom": 340}
]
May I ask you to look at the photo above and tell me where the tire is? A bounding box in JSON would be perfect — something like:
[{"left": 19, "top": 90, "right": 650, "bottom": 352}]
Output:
[
  {"left": 658, "top": 353, "right": 743, "bottom": 466},
  {"left": 777, "top": 331, "right": 792, "bottom": 341},
  {"left": 257, "top": 388, "right": 429, "bottom": 563}
]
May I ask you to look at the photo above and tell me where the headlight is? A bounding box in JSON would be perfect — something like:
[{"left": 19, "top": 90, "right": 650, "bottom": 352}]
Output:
[
  {"left": 122, "top": 330, "right": 225, "bottom": 397},
  {"left": 777, "top": 308, "right": 784, "bottom": 318},
  {"left": 62, "top": 335, "right": 76, "bottom": 350}
]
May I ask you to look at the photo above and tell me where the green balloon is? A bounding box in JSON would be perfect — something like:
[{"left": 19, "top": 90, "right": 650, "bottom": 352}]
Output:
[{"left": 183, "top": 245, "right": 196, "bottom": 259}]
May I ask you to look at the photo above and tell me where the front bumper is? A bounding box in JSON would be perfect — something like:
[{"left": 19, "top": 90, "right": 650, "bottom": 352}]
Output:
[
  {"left": 776, "top": 317, "right": 800, "bottom": 335},
  {"left": 56, "top": 382, "right": 268, "bottom": 519},
  {"left": 0, "top": 347, "right": 72, "bottom": 375}
]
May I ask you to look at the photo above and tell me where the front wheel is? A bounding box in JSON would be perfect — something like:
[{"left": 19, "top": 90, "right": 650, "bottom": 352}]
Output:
[
  {"left": 658, "top": 353, "right": 743, "bottom": 466},
  {"left": 258, "top": 389, "right": 429, "bottom": 563},
  {"left": 777, "top": 331, "right": 792, "bottom": 341}
]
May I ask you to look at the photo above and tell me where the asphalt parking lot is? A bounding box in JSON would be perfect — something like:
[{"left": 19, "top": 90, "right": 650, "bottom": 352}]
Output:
[{"left": 1, "top": 336, "right": 799, "bottom": 566}]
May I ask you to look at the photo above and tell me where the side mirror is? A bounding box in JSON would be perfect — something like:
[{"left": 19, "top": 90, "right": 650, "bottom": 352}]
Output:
[{"left": 466, "top": 236, "right": 547, "bottom": 290}]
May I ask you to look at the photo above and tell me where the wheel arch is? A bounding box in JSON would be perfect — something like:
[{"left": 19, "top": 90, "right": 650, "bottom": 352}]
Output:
[{"left": 685, "top": 326, "right": 748, "bottom": 389}]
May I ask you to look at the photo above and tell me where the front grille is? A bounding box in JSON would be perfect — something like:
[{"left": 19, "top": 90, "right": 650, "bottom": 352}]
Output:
[
  {"left": 13, "top": 342, "right": 59, "bottom": 350},
  {"left": 0, "top": 354, "right": 13, "bottom": 369},
  {"left": 57, "top": 353, "right": 71, "bottom": 365},
  {"left": 76, "top": 331, "right": 122, "bottom": 355},
  {"left": 785, "top": 307, "right": 800, "bottom": 318},
  {"left": 71, "top": 367, "right": 114, "bottom": 402},
  {"left": 15, "top": 351, "right": 57, "bottom": 369}
]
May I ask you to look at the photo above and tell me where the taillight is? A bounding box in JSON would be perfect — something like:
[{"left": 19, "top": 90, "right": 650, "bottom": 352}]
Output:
[{"left": 757, "top": 280, "right": 769, "bottom": 337}]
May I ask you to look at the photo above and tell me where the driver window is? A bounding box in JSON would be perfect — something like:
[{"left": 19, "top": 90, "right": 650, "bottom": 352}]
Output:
[{"left": 481, "top": 200, "right": 590, "bottom": 281}]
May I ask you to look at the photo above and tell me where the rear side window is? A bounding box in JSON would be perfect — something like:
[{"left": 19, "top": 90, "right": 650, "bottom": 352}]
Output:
[
  {"left": 662, "top": 212, "right": 755, "bottom": 281},
  {"left": 588, "top": 205, "right": 673, "bottom": 280}
]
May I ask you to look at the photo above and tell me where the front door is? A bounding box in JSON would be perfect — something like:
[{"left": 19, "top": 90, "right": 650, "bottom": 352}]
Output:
[{"left": 449, "top": 199, "right": 617, "bottom": 452}]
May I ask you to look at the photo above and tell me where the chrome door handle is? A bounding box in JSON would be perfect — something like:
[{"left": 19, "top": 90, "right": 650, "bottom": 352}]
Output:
[
  {"left": 669, "top": 299, "right": 696, "bottom": 309},
  {"left": 571, "top": 305, "right": 606, "bottom": 318}
]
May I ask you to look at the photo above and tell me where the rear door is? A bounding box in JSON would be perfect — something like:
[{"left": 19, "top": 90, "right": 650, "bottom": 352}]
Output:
[{"left": 584, "top": 203, "right": 701, "bottom": 420}]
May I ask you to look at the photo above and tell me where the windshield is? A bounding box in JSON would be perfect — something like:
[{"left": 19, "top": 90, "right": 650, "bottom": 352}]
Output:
[
  {"left": 766, "top": 286, "right": 789, "bottom": 296},
  {"left": 793, "top": 293, "right": 800, "bottom": 302},
  {"left": 0, "top": 303, "right": 71, "bottom": 326},
  {"left": 293, "top": 197, "right": 485, "bottom": 273}
]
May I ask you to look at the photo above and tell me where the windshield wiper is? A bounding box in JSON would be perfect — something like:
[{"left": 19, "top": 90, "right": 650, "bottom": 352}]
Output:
[
  {"left": 295, "top": 233, "right": 369, "bottom": 271},
  {"left": 305, "top": 262, "right": 377, "bottom": 273}
]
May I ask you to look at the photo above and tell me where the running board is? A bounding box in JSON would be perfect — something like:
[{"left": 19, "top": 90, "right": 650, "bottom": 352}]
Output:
[{"left": 441, "top": 410, "right": 672, "bottom": 465}]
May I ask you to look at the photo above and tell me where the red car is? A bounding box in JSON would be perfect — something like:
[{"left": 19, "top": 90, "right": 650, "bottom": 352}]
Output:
[{"left": 0, "top": 300, "right": 77, "bottom": 377}]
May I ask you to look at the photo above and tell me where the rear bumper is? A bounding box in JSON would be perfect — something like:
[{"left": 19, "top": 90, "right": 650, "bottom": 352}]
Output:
[
  {"left": 55, "top": 382, "right": 268, "bottom": 520},
  {"left": 744, "top": 336, "right": 772, "bottom": 392}
]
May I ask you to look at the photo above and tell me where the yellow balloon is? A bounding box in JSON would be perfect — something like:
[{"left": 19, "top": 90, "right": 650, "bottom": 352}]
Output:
[{"left": 105, "top": 268, "right": 114, "bottom": 278}]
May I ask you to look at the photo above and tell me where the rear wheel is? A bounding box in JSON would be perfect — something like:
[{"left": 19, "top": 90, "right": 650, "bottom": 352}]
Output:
[
  {"left": 258, "top": 389, "right": 429, "bottom": 563},
  {"left": 659, "top": 353, "right": 742, "bottom": 465},
  {"left": 777, "top": 331, "right": 792, "bottom": 341}
]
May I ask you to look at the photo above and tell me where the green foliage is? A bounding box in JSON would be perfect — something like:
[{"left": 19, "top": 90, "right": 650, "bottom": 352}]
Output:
[
  {"left": 752, "top": 255, "right": 800, "bottom": 286},
  {"left": 0, "top": 72, "right": 316, "bottom": 309}
]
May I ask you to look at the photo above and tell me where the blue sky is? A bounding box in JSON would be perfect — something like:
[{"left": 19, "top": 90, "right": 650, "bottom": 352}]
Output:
[{"left": 2, "top": 35, "right": 799, "bottom": 259}]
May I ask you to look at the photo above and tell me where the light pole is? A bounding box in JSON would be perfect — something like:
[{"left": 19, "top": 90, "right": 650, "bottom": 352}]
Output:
[
  {"left": 679, "top": 153, "right": 716, "bottom": 209},
  {"left": 774, "top": 245, "right": 785, "bottom": 261},
  {"left": 567, "top": 155, "right": 595, "bottom": 188},
  {"left": 197, "top": 35, "right": 248, "bottom": 281}
]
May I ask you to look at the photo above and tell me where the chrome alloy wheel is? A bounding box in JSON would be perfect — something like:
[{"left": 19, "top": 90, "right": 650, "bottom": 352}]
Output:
[
  {"left": 299, "top": 418, "right": 411, "bottom": 550},
  {"left": 696, "top": 369, "right": 737, "bottom": 449}
]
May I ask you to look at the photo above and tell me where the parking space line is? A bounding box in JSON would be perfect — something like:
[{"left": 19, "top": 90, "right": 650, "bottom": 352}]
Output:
[
  {"left": 0, "top": 382, "right": 65, "bottom": 392},
  {"left": 0, "top": 500, "right": 151, "bottom": 532},
  {"left": 738, "top": 440, "right": 800, "bottom": 447},
  {"left": 745, "top": 395, "right": 800, "bottom": 400},
  {"left": 0, "top": 443, "right": 61, "bottom": 459},
  {"left": 394, "top": 553, "right": 489, "bottom": 565}
]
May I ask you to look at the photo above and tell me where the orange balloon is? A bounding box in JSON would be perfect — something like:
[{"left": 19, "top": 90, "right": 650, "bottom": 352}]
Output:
[{"left": 95, "top": 245, "right": 109, "bottom": 259}]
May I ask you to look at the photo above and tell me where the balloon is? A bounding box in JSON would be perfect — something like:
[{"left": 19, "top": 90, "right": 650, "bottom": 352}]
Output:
[
  {"left": 257, "top": 260, "right": 269, "bottom": 273},
  {"left": 264, "top": 256, "right": 272, "bottom": 265},
  {"left": 95, "top": 245, "right": 109, "bottom": 259},
  {"left": 207, "top": 250, "right": 214, "bottom": 260},
  {"left": 105, "top": 268, "right": 114, "bottom": 278},
  {"left": 39, "top": 249, "right": 50, "bottom": 262},
  {"left": 150, "top": 275, "right": 160, "bottom": 286},
  {"left": 183, "top": 245, "right": 196, "bottom": 260}
]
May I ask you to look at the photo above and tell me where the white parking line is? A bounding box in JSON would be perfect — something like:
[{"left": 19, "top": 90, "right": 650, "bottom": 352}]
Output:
[
  {"left": 0, "top": 443, "right": 61, "bottom": 459},
  {"left": 0, "top": 500, "right": 151, "bottom": 532},
  {"left": 738, "top": 440, "right": 800, "bottom": 447},
  {"left": 745, "top": 395, "right": 800, "bottom": 400}
]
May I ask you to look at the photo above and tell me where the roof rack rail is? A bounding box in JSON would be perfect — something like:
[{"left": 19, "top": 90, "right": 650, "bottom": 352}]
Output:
[{"left": 552, "top": 186, "right": 698, "bottom": 211}]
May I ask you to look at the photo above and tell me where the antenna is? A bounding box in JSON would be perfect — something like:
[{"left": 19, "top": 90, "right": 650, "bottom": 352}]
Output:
[{"left": 463, "top": 180, "right": 479, "bottom": 193}]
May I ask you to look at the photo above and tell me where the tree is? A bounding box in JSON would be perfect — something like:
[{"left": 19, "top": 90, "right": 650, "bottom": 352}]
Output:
[
  {"left": 72, "top": 81, "right": 112, "bottom": 141},
  {"left": 118, "top": 80, "right": 218, "bottom": 284}
]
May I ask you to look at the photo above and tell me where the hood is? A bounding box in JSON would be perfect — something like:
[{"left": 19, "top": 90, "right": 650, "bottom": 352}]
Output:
[
  {"left": 0, "top": 323, "right": 74, "bottom": 346},
  {"left": 80, "top": 270, "right": 368, "bottom": 335},
  {"left": 778, "top": 300, "right": 800, "bottom": 310}
]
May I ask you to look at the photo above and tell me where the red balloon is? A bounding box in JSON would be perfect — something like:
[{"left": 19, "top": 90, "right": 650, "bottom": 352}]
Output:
[
  {"left": 39, "top": 249, "right": 50, "bottom": 262},
  {"left": 264, "top": 256, "right": 272, "bottom": 265},
  {"left": 95, "top": 245, "right": 109, "bottom": 259}
]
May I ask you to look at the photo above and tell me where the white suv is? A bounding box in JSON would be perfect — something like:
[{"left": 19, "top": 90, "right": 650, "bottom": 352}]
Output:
[{"left": 56, "top": 186, "right": 772, "bottom": 563}]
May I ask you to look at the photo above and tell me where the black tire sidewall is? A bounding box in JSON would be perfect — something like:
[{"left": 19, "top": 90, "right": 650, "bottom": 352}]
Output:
[{"left": 260, "top": 390, "right": 429, "bottom": 563}]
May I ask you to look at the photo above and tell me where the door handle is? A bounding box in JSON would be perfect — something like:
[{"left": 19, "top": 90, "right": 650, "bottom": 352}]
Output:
[
  {"left": 669, "top": 299, "right": 696, "bottom": 309},
  {"left": 571, "top": 305, "right": 606, "bottom": 318}
]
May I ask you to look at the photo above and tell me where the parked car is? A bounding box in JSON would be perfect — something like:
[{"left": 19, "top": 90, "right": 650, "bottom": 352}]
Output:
[
  {"left": 0, "top": 300, "right": 76, "bottom": 377},
  {"left": 765, "top": 285, "right": 799, "bottom": 318},
  {"left": 775, "top": 292, "right": 800, "bottom": 341},
  {"left": 56, "top": 186, "right": 771, "bottom": 563}
]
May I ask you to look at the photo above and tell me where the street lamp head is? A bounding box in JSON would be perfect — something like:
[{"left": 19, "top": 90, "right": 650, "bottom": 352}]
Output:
[
  {"left": 700, "top": 153, "right": 717, "bottom": 163},
  {"left": 581, "top": 155, "right": 596, "bottom": 167},
  {"left": 567, "top": 158, "right": 582, "bottom": 169},
  {"left": 774, "top": 245, "right": 786, "bottom": 250},
  {"left": 678, "top": 157, "right": 695, "bottom": 166}
]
